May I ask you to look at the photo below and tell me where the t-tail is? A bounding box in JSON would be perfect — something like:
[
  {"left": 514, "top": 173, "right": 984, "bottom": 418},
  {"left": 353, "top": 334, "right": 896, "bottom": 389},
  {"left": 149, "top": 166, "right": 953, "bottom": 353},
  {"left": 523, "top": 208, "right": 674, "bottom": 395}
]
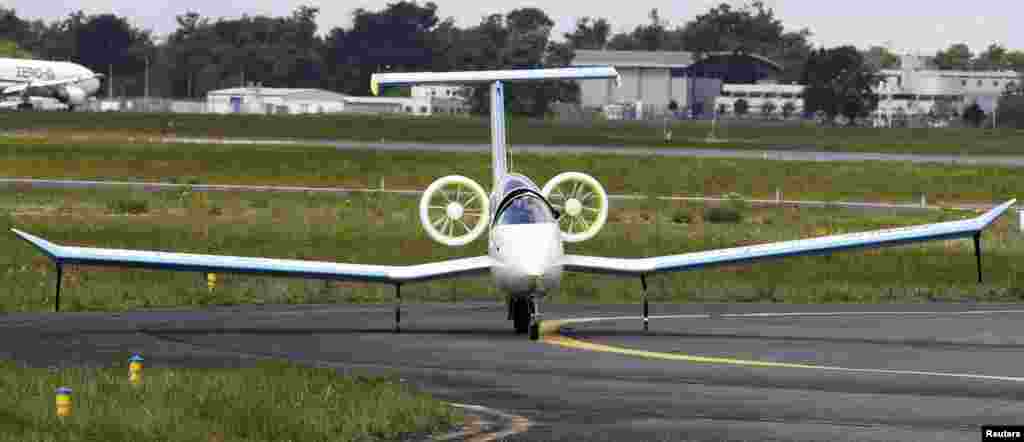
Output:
[{"left": 370, "top": 67, "right": 621, "bottom": 193}]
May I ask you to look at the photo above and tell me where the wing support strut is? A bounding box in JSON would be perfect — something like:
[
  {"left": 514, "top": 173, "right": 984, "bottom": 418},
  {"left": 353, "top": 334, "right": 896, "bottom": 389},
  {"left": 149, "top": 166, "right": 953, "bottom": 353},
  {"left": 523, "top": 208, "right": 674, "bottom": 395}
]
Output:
[
  {"left": 641, "top": 274, "right": 649, "bottom": 332},
  {"left": 394, "top": 283, "right": 402, "bottom": 333},
  {"left": 54, "top": 263, "right": 63, "bottom": 312},
  {"left": 974, "top": 233, "right": 983, "bottom": 284}
]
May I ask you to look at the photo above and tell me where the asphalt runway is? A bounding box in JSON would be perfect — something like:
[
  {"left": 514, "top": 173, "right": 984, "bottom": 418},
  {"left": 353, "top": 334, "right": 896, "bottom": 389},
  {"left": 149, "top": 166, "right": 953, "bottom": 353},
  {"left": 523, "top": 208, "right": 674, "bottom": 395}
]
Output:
[{"left": 3, "top": 301, "right": 1024, "bottom": 441}]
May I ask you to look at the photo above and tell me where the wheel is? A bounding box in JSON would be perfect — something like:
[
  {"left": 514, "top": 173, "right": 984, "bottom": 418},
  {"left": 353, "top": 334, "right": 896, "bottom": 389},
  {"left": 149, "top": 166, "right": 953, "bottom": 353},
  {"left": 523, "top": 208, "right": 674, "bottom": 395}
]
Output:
[
  {"left": 512, "top": 297, "right": 532, "bottom": 334},
  {"left": 17, "top": 102, "right": 32, "bottom": 111}
]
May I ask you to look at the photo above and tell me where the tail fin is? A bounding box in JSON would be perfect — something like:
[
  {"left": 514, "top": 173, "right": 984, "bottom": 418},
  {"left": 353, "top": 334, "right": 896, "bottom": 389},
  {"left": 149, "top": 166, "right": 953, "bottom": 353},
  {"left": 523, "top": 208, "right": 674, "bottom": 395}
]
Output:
[{"left": 490, "top": 81, "right": 507, "bottom": 193}]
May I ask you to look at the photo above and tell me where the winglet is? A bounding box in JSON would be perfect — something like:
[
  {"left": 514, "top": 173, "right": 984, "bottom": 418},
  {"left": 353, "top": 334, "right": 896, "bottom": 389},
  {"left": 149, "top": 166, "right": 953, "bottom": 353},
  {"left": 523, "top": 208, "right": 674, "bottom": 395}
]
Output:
[
  {"left": 11, "top": 229, "right": 63, "bottom": 261},
  {"left": 974, "top": 199, "right": 1016, "bottom": 228},
  {"left": 370, "top": 75, "right": 380, "bottom": 96}
]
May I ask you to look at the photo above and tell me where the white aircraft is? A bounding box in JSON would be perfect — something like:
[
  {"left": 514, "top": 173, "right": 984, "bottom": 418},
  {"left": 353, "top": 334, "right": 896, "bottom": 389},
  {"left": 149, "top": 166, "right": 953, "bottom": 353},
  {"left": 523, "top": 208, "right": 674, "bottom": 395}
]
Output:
[
  {"left": 11, "top": 67, "right": 1016, "bottom": 339},
  {"left": 0, "top": 58, "right": 103, "bottom": 111}
]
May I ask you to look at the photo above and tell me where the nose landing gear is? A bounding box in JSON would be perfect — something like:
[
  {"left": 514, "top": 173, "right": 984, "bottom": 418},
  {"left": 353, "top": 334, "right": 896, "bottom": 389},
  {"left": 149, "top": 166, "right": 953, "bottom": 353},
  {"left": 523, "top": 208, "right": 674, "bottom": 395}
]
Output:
[{"left": 509, "top": 295, "right": 540, "bottom": 339}]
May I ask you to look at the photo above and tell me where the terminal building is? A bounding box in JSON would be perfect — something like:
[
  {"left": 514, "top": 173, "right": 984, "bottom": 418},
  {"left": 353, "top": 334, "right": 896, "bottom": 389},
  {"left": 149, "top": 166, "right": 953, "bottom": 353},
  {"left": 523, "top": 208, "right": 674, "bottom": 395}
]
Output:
[
  {"left": 570, "top": 50, "right": 1020, "bottom": 122},
  {"left": 571, "top": 49, "right": 783, "bottom": 119}
]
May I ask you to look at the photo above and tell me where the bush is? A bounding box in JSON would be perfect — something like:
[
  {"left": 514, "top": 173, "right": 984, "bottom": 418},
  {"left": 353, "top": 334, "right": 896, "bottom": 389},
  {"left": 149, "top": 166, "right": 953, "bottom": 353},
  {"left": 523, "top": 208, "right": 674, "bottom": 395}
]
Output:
[
  {"left": 671, "top": 209, "right": 691, "bottom": 224},
  {"left": 704, "top": 206, "right": 742, "bottom": 223},
  {"left": 106, "top": 198, "right": 149, "bottom": 214}
]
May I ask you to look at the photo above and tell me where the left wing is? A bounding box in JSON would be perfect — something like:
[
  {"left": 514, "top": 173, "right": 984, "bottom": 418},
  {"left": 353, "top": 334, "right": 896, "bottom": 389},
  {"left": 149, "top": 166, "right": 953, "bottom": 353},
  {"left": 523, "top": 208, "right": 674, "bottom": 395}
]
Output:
[
  {"left": 563, "top": 200, "right": 1015, "bottom": 276},
  {"left": 1, "top": 74, "right": 101, "bottom": 96},
  {"left": 11, "top": 229, "right": 492, "bottom": 284}
]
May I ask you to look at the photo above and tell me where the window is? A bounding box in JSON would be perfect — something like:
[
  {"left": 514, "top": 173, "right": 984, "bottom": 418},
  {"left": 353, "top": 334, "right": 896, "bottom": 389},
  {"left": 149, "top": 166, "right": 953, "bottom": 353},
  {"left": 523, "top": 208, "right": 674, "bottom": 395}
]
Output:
[
  {"left": 495, "top": 194, "right": 554, "bottom": 225},
  {"left": 720, "top": 91, "right": 732, "bottom": 97},
  {"left": 780, "top": 93, "right": 793, "bottom": 99},
  {"left": 993, "top": 80, "right": 999, "bottom": 87},
  {"left": 732, "top": 92, "right": 747, "bottom": 97},
  {"left": 962, "top": 79, "right": 967, "bottom": 86},
  {"left": 764, "top": 92, "right": 778, "bottom": 98},
  {"left": 795, "top": 94, "right": 803, "bottom": 99},
  {"left": 748, "top": 92, "right": 763, "bottom": 98}
]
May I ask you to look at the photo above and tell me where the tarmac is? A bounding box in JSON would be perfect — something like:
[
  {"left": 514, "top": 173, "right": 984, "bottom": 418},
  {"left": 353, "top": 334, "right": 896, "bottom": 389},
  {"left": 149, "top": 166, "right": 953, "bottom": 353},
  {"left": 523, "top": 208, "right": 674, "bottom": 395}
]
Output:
[{"left": 3, "top": 301, "right": 1024, "bottom": 441}]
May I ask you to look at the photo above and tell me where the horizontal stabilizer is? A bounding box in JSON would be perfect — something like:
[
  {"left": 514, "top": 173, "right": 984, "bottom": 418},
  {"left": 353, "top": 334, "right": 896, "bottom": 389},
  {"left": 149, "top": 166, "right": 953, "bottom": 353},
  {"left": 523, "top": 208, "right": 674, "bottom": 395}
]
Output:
[{"left": 371, "top": 66, "right": 619, "bottom": 95}]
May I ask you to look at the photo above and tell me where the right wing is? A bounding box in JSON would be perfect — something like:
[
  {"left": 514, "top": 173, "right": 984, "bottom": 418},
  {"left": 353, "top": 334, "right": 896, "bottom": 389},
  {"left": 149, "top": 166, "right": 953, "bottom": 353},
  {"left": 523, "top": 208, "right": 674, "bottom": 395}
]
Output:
[
  {"left": 563, "top": 200, "right": 1015, "bottom": 276},
  {"left": 12, "top": 229, "right": 492, "bottom": 285}
]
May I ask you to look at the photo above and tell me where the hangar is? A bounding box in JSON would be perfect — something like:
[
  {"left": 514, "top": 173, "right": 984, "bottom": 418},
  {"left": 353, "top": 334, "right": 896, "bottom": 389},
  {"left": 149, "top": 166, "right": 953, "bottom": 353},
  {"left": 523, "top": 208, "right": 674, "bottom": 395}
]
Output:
[
  {"left": 571, "top": 49, "right": 784, "bottom": 118},
  {"left": 206, "top": 87, "right": 348, "bottom": 115}
]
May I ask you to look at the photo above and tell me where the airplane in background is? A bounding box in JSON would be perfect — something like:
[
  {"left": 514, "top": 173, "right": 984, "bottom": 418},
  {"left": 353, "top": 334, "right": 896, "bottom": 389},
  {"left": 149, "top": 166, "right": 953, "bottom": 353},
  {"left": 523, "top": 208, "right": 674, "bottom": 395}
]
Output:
[
  {"left": 0, "top": 58, "right": 103, "bottom": 111},
  {"left": 11, "top": 66, "right": 1016, "bottom": 340}
]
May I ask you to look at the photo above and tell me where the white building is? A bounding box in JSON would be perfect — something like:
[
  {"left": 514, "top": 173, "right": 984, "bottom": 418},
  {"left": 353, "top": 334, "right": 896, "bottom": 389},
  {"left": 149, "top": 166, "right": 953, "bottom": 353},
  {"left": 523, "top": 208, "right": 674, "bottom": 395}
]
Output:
[
  {"left": 412, "top": 85, "right": 470, "bottom": 116},
  {"left": 342, "top": 96, "right": 432, "bottom": 115},
  {"left": 207, "top": 87, "right": 348, "bottom": 115},
  {"left": 716, "top": 84, "right": 804, "bottom": 116},
  {"left": 572, "top": 50, "right": 695, "bottom": 117},
  {"left": 873, "top": 55, "right": 1019, "bottom": 120},
  {"left": 206, "top": 86, "right": 434, "bottom": 116},
  {"left": 572, "top": 49, "right": 782, "bottom": 119},
  {"left": 412, "top": 85, "right": 466, "bottom": 100}
]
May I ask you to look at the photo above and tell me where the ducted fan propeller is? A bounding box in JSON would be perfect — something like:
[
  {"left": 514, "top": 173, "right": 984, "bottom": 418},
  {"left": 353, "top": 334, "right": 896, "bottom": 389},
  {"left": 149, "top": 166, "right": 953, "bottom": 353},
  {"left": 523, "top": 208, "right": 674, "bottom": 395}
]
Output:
[
  {"left": 541, "top": 172, "right": 608, "bottom": 242},
  {"left": 419, "top": 175, "right": 490, "bottom": 246}
]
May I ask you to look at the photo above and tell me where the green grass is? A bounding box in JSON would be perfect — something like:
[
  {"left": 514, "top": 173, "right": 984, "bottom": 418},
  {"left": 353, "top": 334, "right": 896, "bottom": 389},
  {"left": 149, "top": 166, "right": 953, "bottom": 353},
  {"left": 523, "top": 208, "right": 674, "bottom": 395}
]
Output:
[
  {"left": 4, "top": 111, "right": 1024, "bottom": 155},
  {"left": 1, "top": 139, "right": 1021, "bottom": 205},
  {"left": 2, "top": 186, "right": 1022, "bottom": 313},
  {"left": 0, "top": 359, "right": 459, "bottom": 442}
]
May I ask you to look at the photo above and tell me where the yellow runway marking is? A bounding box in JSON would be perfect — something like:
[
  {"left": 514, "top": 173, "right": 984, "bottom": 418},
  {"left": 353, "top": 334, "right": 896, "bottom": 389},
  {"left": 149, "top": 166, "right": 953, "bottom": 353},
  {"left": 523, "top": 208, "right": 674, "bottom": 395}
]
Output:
[{"left": 540, "top": 319, "right": 1024, "bottom": 383}]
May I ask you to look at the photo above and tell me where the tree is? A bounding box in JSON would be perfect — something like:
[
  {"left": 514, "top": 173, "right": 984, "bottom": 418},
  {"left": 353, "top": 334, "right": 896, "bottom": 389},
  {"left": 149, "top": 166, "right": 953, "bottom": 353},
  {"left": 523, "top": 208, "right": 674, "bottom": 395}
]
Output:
[
  {"left": 680, "top": 2, "right": 812, "bottom": 83},
  {"left": 734, "top": 98, "right": 749, "bottom": 115},
  {"left": 974, "top": 43, "right": 1008, "bottom": 71},
  {"left": 0, "top": 40, "right": 32, "bottom": 58},
  {"left": 760, "top": 100, "right": 776, "bottom": 116},
  {"left": 801, "top": 45, "right": 879, "bottom": 123},
  {"left": 862, "top": 46, "right": 900, "bottom": 70},
  {"left": 564, "top": 17, "right": 610, "bottom": 50},
  {"left": 933, "top": 43, "right": 973, "bottom": 70}
]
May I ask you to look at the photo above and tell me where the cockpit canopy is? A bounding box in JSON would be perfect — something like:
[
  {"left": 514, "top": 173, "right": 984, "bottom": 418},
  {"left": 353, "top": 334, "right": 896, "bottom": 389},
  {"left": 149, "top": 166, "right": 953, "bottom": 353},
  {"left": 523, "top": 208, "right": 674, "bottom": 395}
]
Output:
[{"left": 495, "top": 193, "right": 555, "bottom": 225}]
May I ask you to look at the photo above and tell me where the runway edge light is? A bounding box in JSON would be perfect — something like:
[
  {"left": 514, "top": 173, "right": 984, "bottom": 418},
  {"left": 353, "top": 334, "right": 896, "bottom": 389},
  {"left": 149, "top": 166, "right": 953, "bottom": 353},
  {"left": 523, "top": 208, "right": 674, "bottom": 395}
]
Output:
[
  {"left": 55, "top": 387, "right": 72, "bottom": 417},
  {"left": 129, "top": 354, "right": 144, "bottom": 385}
]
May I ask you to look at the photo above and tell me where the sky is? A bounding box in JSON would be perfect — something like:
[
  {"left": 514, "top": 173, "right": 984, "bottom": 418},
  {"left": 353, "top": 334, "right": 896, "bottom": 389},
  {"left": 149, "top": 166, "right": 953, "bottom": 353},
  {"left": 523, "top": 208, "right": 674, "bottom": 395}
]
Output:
[{"left": 4, "top": 0, "right": 1022, "bottom": 55}]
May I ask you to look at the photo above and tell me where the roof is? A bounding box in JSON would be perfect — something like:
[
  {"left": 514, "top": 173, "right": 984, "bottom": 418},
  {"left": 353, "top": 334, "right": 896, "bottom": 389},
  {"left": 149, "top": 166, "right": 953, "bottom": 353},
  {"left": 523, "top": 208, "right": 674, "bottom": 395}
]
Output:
[
  {"left": 572, "top": 50, "right": 694, "bottom": 68},
  {"left": 208, "top": 87, "right": 313, "bottom": 96}
]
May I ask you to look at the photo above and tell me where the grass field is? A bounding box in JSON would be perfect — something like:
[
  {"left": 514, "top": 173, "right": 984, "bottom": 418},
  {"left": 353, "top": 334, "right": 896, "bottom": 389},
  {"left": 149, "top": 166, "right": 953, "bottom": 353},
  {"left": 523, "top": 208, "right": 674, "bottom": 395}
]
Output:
[
  {"left": 3, "top": 111, "right": 1024, "bottom": 155},
  {"left": 1, "top": 138, "right": 1020, "bottom": 205},
  {"left": 0, "top": 359, "right": 459, "bottom": 442},
  {"left": 2, "top": 186, "right": 1021, "bottom": 314}
]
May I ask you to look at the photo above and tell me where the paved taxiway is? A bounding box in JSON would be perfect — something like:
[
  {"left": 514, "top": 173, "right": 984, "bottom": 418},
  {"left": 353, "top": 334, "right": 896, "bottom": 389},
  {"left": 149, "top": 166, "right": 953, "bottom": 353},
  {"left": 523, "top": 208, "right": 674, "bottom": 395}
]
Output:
[{"left": 3, "top": 302, "right": 1024, "bottom": 441}]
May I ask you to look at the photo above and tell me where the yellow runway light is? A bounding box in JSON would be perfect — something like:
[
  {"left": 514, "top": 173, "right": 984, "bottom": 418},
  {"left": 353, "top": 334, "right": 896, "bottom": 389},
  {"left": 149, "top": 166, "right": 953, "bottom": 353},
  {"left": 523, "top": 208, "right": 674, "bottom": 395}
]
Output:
[{"left": 55, "top": 387, "right": 71, "bottom": 417}]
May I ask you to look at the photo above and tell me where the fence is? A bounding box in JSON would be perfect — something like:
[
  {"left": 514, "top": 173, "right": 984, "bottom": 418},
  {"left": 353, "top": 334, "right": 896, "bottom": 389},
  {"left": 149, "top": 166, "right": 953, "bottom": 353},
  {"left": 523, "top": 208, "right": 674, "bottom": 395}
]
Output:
[{"left": 80, "top": 98, "right": 209, "bottom": 114}]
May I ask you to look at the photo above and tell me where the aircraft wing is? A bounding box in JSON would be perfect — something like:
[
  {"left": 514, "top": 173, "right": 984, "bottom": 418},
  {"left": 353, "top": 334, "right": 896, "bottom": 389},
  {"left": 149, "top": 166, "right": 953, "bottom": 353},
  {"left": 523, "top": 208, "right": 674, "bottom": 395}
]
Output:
[
  {"left": 1, "top": 73, "right": 102, "bottom": 95},
  {"left": 563, "top": 199, "right": 1016, "bottom": 276},
  {"left": 11, "top": 229, "right": 492, "bottom": 284}
]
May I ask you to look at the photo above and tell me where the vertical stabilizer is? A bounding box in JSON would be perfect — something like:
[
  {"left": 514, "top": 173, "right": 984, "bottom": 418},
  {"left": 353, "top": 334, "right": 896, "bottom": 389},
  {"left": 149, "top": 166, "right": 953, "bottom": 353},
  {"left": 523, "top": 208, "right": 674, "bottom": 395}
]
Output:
[{"left": 491, "top": 81, "right": 507, "bottom": 193}]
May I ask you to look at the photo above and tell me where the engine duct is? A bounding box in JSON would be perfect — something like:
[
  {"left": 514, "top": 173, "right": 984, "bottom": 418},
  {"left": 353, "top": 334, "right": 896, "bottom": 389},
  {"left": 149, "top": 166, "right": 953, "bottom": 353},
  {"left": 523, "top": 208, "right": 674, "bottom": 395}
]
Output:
[
  {"left": 57, "top": 86, "right": 87, "bottom": 105},
  {"left": 541, "top": 172, "right": 608, "bottom": 242},
  {"left": 419, "top": 175, "right": 490, "bottom": 246}
]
